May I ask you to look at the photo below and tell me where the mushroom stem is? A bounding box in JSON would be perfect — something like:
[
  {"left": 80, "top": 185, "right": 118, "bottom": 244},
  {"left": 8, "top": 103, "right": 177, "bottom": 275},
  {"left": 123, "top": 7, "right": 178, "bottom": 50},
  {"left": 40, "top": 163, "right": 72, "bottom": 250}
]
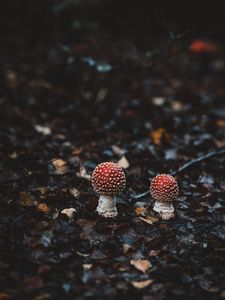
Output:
[
  {"left": 153, "top": 201, "right": 175, "bottom": 220},
  {"left": 96, "top": 195, "right": 118, "bottom": 218}
]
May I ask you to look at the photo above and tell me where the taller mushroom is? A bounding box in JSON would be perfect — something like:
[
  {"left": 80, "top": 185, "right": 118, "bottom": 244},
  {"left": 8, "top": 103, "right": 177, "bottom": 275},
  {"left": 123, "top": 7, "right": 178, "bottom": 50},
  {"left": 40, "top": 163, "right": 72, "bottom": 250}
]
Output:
[
  {"left": 91, "top": 162, "right": 126, "bottom": 218},
  {"left": 150, "top": 174, "right": 179, "bottom": 220}
]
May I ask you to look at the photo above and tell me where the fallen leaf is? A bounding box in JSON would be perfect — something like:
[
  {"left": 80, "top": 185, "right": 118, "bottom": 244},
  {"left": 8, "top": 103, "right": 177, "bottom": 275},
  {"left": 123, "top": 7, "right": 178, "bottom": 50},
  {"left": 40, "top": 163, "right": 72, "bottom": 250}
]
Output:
[
  {"left": 171, "top": 100, "right": 183, "bottom": 112},
  {"left": 131, "top": 279, "right": 154, "bottom": 289},
  {"left": 19, "top": 192, "right": 36, "bottom": 207},
  {"left": 112, "top": 145, "right": 126, "bottom": 156},
  {"left": 61, "top": 208, "right": 76, "bottom": 220},
  {"left": 83, "top": 264, "right": 93, "bottom": 270},
  {"left": 71, "top": 147, "right": 82, "bottom": 155},
  {"left": 34, "top": 293, "right": 51, "bottom": 300},
  {"left": 149, "top": 250, "right": 160, "bottom": 257},
  {"left": 220, "top": 291, "right": 225, "bottom": 298},
  {"left": 135, "top": 207, "right": 146, "bottom": 216},
  {"left": 52, "top": 158, "right": 68, "bottom": 175},
  {"left": 34, "top": 125, "right": 52, "bottom": 136},
  {"left": 130, "top": 259, "right": 152, "bottom": 273},
  {"left": 8, "top": 151, "right": 17, "bottom": 159},
  {"left": 214, "top": 140, "right": 225, "bottom": 148},
  {"left": 36, "top": 203, "right": 51, "bottom": 213},
  {"left": 216, "top": 119, "right": 225, "bottom": 128},
  {"left": 0, "top": 292, "right": 11, "bottom": 300},
  {"left": 152, "top": 97, "right": 165, "bottom": 106},
  {"left": 150, "top": 128, "right": 171, "bottom": 145},
  {"left": 122, "top": 243, "right": 133, "bottom": 253},
  {"left": 139, "top": 215, "right": 159, "bottom": 225},
  {"left": 117, "top": 156, "right": 130, "bottom": 169}
]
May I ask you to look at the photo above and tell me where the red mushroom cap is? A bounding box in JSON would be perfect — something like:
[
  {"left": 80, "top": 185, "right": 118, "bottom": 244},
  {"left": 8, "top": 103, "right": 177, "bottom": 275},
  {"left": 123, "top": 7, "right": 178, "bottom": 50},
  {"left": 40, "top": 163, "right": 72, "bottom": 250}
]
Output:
[
  {"left": 150, "top": 174, "right": 179, "bottom": 203},
  {"left": 92, "top": 162, "right": 126, "bottom": 195}
]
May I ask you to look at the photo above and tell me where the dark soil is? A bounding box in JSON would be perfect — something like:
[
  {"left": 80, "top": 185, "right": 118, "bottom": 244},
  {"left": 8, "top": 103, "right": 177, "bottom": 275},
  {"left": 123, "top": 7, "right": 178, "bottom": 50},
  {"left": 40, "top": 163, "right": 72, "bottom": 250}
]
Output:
[{"left": 0, "top": 1, "right": 225, "bottom": 299}]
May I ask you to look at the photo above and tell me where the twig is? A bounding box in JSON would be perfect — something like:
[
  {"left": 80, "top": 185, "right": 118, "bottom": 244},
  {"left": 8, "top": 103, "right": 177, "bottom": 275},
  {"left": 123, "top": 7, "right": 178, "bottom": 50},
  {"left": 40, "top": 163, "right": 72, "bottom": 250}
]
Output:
[
  {"left": 132, "top": 147, "right": 225, "bottom": 199},
  {"left": 131, "top": 190, "right": 149, "bottom": 200},
  {"left": 171, "top": 147, "right": 225, "bottom": 176}
]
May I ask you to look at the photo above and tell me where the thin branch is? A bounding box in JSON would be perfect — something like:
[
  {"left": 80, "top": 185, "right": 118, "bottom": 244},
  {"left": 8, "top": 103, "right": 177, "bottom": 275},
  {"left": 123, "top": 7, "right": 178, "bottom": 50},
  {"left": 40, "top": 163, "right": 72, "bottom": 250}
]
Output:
[
  {"left": 132, "top": 147, "right": 225, "bottom": 199},
  {"left": 171, "top": 147, "right": 225, "bottom": 176}
]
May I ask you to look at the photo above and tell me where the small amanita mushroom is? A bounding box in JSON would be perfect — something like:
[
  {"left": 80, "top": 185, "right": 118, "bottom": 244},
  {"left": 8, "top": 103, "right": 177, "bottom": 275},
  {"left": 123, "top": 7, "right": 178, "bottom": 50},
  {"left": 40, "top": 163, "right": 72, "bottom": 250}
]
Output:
[
  {"left": 150, "top": 174, "right": 179, "bottom": 220},
  {"left": 91, "top": 162, "right": 126, "bottom": 218}
]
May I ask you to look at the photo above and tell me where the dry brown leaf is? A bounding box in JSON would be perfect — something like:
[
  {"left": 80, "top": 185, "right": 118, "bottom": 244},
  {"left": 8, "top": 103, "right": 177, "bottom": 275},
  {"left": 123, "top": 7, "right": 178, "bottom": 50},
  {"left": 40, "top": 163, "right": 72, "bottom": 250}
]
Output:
[
  {"left": 71, "top": 147, "right": 82, "bottom": 155},
  {"left": 214, "top": 140, "right": 225, "bottom": 148},
  {"left": 216, "top": 119, "right": 225, "bottom": 128},
  {"left": 139, "top": 215, "right": 159, "bottom": 225},
  {"left": 34, "top": 293, "right": 51, "bottom": 300},
  {"left": 61, "top": 208, "right": 76, "bottom": 220},
  {"left": 130, "top": 259, "right": 152, "bottom": 273},
  {"left": 51, "top": 158, "right": 69, "bottom": 175},
  {"left": 36, "top": 203, "right": 51, "bottom": 213},
  {"left": 131, "top": 279, "right": 154, "bottom": 289},
  {"left": 171, "top": 100, "right": 183, "bottom": 111},
  {"left": 150, "top": 128, "right": 171, "bottom": 145},
  {"left": 19, "top": 192, "right": 36, "bottom": 207},
  {"left": 117, "top": 156, "right": 130, "bottom": 169},
  {"left": 0, "top": 292, "right": 11, "bottom": 300},
  {"left": 52, "top": 158, "right": 66, "bottom": 167},
  {"left": 35, "top": 186, "right": 49, "bottom": 194},
  {"left": 220, "top": 291, "right": 225, "bottom": 298},
  {"left": 134, "top": 207, "right": 146, "bottom": 216}
]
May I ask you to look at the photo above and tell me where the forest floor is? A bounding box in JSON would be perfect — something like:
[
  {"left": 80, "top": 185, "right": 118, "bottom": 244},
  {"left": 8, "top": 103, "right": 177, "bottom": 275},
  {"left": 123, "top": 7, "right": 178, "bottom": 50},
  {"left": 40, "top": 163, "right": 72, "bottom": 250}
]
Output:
[{"left": 0, "top": 9, "right": 225, "bottom": 300}]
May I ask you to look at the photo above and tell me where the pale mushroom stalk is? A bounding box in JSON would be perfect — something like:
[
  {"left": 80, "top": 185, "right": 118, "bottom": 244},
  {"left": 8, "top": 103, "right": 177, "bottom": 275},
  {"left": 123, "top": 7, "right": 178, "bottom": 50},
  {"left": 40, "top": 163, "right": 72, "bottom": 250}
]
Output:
[
  {"left": 91, "top": 162, "right": 126, "bottom": 218},
  {"left": 96, "top": 194, "right": 117, "bottom": 218},
  {"left": 153, "top": 201, "right": 175, "bottom": 220},
  {"left": 150, "top": 174, "right": 179, "bottom": 220}
]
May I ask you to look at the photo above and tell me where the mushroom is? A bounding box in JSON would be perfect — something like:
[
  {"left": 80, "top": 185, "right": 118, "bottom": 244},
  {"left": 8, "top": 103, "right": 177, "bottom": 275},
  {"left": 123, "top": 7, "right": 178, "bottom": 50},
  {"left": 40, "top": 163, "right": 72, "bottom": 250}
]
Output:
[
  {"left": 150, "top": 174, "right": 179, "bottom": 220},
  {"left": 91, "top": 162, "right": 126, "bottom": 218}
]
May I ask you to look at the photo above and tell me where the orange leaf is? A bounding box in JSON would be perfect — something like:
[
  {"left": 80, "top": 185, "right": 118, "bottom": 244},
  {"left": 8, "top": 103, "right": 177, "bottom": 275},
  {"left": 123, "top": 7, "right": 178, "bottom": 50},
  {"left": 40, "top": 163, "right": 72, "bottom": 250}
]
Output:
[
  {"left": 36, "top": 203, "right": 51, "bottom": 213},
  {"left": 150, "top": 128, "right": 171, "bottom": 145},
  {"left": 134, "top": 207, "right": 146, "bottom": 216},
  {"left": 130, "top": 259, "right": 152, "bottom": 273}
]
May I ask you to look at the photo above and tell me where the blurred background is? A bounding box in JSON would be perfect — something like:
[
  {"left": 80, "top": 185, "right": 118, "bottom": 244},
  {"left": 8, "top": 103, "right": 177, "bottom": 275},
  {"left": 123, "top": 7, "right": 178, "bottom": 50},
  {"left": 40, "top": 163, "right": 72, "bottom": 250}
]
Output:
[{"left": 1, "top": 1, "right": 225, "bottom": 299}]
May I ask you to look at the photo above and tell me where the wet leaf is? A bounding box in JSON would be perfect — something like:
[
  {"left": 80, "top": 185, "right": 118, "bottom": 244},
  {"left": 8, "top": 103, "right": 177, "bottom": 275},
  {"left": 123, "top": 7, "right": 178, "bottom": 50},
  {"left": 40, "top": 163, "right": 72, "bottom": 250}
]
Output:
[{"left": 131, "top": 279, "right": 154, "bottom": 289}]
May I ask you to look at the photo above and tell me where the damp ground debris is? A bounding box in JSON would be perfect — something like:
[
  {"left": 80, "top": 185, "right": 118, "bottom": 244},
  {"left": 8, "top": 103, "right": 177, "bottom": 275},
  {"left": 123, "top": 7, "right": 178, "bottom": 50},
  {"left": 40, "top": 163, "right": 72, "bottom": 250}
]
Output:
[{"left": 0, "top": 1, "right": 225, "bottom": 300}]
